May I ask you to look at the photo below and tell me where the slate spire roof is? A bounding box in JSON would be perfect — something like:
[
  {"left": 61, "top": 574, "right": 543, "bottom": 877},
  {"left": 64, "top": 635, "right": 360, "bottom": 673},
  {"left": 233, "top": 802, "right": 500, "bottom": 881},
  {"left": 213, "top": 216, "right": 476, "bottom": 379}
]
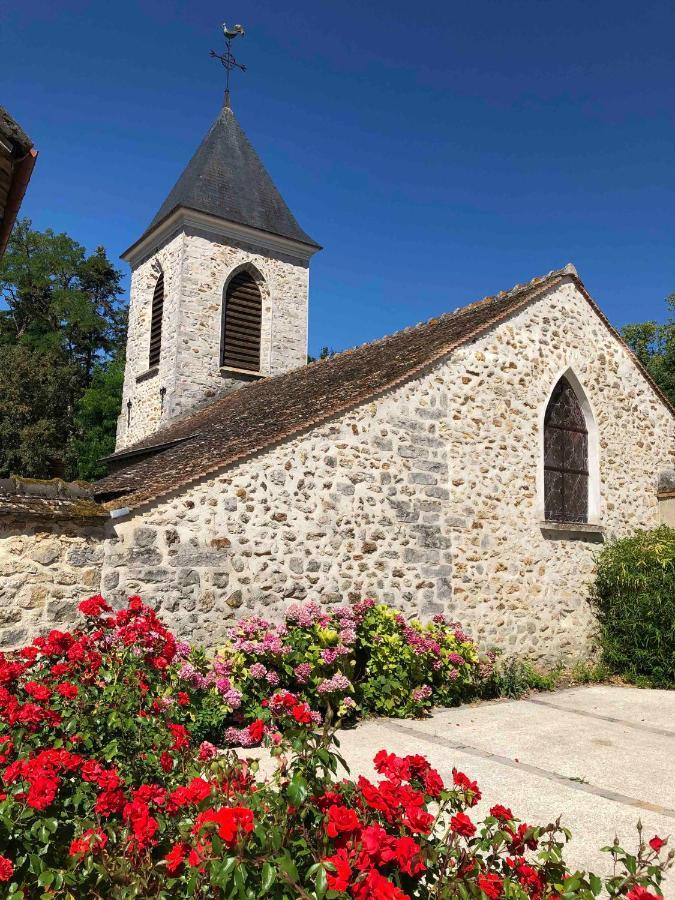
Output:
[{"left": 134, "top": 104, "right": 319, "bottom": 249}]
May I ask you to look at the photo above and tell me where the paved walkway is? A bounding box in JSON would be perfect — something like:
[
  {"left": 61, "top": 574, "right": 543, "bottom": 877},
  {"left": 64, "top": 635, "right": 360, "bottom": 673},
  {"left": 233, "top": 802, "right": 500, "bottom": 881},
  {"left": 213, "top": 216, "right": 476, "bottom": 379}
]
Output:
[{"left": 335, "top": 686, "right": 675, "bottom": 890}]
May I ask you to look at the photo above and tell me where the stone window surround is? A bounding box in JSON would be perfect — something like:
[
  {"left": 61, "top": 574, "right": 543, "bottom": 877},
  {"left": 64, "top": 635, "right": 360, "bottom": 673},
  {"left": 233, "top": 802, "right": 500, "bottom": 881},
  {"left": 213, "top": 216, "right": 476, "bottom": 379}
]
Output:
[{"left": 535, "top": 365, "right": 602, "bottom": 529}]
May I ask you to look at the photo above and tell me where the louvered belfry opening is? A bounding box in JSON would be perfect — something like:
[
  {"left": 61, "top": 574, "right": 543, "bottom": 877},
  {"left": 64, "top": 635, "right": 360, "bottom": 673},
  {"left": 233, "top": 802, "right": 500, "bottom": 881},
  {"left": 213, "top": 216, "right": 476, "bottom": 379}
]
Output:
[
  {"left": 221, "top": 271, "right": 262, "bottom": 372},
  {"left": 544, "top": 376, "right": 589, "bottom": 523},
  {"left": 148, "top": 272, "right": 164, "bottom": 368}
]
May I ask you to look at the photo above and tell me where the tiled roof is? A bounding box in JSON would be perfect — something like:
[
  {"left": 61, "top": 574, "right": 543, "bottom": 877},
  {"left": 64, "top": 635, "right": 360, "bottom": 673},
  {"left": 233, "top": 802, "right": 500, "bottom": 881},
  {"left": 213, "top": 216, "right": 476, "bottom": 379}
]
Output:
[
  {"left": 0, "top": 477, "right": 106, "bottom": 522},
  {"left": 98, "top": 264, "right": 624, "bottom": 511},
  {"left": 130, "top": 105, "right": 319, "bottom": 252}
]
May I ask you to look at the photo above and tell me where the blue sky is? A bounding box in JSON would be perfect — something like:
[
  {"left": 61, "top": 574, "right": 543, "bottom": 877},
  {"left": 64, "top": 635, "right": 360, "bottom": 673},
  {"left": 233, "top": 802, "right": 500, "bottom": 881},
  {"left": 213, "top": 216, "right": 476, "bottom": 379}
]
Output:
[{"left": 4, "top": 0, "right": 674, "bottom": 355}]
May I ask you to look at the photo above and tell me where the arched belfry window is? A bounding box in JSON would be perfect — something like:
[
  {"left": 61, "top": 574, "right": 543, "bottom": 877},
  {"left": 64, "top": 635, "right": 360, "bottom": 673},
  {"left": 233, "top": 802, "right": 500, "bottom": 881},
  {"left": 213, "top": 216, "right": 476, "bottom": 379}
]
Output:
[
  {"left": 544, "top": 376, "right": 589, "bottom": 523},
  {"left": 148, "top": 272, "right": 164, "bottom": 368},
  {"left": 221, "top": 271, "right": 262, "bottom": 372}
]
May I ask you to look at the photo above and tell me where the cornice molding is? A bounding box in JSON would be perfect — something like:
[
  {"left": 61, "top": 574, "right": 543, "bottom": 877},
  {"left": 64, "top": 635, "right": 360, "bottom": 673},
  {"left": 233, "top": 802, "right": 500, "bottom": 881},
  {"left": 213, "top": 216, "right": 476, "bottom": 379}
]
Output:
[{"left": 121, "top": 207, "right": 320, "bottom": 267}]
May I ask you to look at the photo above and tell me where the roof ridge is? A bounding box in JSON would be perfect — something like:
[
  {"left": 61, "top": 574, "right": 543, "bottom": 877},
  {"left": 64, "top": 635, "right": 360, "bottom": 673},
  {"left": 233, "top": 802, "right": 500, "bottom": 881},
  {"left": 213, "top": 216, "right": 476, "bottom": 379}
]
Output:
[{"left": 305, "top": 264, "right": 574, "bottom": 368}]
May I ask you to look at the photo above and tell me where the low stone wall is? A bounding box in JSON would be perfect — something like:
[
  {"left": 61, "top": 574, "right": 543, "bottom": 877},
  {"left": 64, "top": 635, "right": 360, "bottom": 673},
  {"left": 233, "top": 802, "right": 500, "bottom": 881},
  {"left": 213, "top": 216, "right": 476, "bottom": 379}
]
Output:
[{"left": 0, "top": 478, "right": 107, "bottom": 648}]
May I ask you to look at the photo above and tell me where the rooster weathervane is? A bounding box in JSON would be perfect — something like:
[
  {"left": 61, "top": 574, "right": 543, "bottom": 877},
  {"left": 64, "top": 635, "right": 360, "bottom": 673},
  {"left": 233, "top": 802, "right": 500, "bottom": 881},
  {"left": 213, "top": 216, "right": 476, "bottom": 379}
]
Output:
[{"left": 210, "top": 23, "right": 246, "bottom": 108}]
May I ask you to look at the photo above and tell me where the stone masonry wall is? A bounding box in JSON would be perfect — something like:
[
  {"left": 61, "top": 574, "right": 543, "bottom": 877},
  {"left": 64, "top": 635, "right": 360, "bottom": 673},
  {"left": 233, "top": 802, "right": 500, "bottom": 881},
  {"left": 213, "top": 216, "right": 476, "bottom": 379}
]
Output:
[
  {"left": 0, "top": 517, "right": 105, "bottom": 648},
  {"left": 441, "top": 279, "right": 673, "bottom": 657},
  {"left": 101, "top": 374, "right": 452, "bottom": 649},
  {"left": 101, "top": 277, "right": 673, "bottom": 661},
  {"left": 116, "top": 224, "right": 309, "bottom": 451}
]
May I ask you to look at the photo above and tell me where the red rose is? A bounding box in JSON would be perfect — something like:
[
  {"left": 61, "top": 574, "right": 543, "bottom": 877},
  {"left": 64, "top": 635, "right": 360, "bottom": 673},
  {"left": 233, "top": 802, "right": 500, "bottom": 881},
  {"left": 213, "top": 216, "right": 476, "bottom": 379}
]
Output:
[
  {"left": 324, "top": 848, "right": 352, "bottom": 891},
  {"left": 194, "top": 806, "right": 254, "bottom": 844},
  {"left": 248, "top": 719, "right": 265, "bottom": 743},
  {"left": 450, "top": 812, "right": 476, "bottom": 838},
  {"left": 56, "top": 681, "right": 78, "bottom": 699},
  {"left": 95, "top": 788, "right": 125, "bottom": 817},
  {"left": 478, "top": 872, "right": 503, "bottom": 899},
  {"left": 168, "top": 723, "right": 190, "bottom": 751},
  {"left": 626, "top": 888, "right": 660, "bottom": 900},
  {"left": 160, "top": 752, "right": 174, "bottom": 773},
  {"left": 452, "top": 768, "right": 481, "bottom": 806},
  {"left": 423, "top": 767, "right": 444, "bottom": 797},
  {"left": 0, "top": 855, "right": 13, "bottom": 882},
  {"left": 177, "top": 691, "right": 190, "bottom": 706},
  {"left": 326, "top": 804, "right": 361, "bottom": 838},
  {"left": 352, "top": 870, "right": 409, "bottom": 900},
  {"left": 69, "top": 827, "right": 107, "bottom": 858},
  {"left": 165, "top": 842, "right": 189, "bottom": 874},
  {"left": 490, "top": 804, "right": 513, "bottom": 821},
  {"left": 24, "top": 681, "right": 52, "bottom": 702},
  {"left": 404, "top": 804, "right": 434, "bottom": 834},
  {"left": 390, "top": 836, "right": 425, "bottom": 875},
  {"left": 649, "top": 835, "right": 666, "bottom": 852},
  {"left": 27, "top": 773, "right": 59, "bottom": 810},
  {"left": 292, "top": 703, "right": 313, "bottom": 725},
  {"left": 78, "top": 595, "right": 112, "bottom": 617}
]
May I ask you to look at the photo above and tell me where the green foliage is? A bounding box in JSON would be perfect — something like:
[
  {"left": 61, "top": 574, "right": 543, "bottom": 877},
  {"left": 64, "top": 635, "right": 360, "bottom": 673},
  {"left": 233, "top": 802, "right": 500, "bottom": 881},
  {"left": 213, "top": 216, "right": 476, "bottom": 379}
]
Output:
[
  {"left": 0, "top": 596, "right": 672, "bottom": 897},
  {"left": 621, "top": 294, "right": 675, "bottom": 404},
  {"left": 570, "top": 660, "right": 613, "bottom": 685},
  {"left": 355, "top": 604, "right": 484, "bottom": 716},
  {"left": 307, "top": 345, "right": 337, "bottom": 363},
  {"left": 480, "top": 656, "right": 561, "bottom": 700},
  {"left": 590, "top": 526, "right": 675, "bottom": 686},
  {"left": 71, "top": 357, "right": 125, "bottom": 480},
  {"left": 0, "top": 218, "right": 126, "bottom": 479},
  {"left": 0, "top": 344, "right": 79, "bottom": 478}
]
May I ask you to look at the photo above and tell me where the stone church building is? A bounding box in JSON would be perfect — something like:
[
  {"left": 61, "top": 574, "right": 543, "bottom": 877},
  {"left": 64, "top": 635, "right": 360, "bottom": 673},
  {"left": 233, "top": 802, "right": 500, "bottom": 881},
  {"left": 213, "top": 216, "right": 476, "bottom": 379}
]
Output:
[{"left": 1, "top": 100, "right": 673, "bottom": 660}]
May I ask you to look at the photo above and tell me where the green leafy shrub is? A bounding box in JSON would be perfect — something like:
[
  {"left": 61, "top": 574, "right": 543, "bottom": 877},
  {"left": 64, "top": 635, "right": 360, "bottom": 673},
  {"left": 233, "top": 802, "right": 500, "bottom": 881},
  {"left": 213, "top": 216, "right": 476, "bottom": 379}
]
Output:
[
  {"left": 590, "top": 526, "right": 675, "bottom": 686},
  {"left": 355, "top": 604, "right": 486, "bottom": 716}
]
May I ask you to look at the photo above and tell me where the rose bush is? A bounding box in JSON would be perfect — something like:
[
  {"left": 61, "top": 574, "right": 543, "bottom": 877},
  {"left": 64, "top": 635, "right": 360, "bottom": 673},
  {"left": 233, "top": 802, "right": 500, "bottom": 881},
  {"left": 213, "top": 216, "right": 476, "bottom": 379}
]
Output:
[{"left": 0, "top": 595, "right": 672, "bottom": 897}]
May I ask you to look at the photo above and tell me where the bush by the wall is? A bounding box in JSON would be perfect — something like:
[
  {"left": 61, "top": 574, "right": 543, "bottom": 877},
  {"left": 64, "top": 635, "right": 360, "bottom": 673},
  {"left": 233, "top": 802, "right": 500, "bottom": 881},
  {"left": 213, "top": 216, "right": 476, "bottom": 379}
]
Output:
[
  {"left": 590, "top": 526, "right": 675, "bottom": 686},
  {"left": 181, "top": 600, "right": 495, "bottom": 744}
]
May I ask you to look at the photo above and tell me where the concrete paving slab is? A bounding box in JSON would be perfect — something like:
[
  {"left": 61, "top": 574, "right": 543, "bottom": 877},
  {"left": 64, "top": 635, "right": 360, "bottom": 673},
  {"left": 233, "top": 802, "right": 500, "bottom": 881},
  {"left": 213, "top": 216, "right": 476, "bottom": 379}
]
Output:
[
  {"left": 527, "top": 685, "right": 675, "bottom": 734},
  {"left": 399, "top": 693, "right": 675, "bottom": 805},
  {"left": 332, "top": 687, "right": 675, "bottom": 892}
]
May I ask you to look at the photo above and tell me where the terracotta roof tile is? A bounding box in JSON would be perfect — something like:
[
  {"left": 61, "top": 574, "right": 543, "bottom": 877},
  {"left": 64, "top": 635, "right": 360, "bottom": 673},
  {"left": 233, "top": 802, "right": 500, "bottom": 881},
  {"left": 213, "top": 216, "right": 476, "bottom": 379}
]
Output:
[{"left": 94, "top": 265, "right": 674, "bottom": 511}]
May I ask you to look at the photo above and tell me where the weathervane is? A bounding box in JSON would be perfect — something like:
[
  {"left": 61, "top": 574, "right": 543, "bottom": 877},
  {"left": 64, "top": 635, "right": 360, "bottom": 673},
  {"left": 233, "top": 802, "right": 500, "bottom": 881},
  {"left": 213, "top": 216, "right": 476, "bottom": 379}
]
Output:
[{"left": 210, "top": 23, "right": 246, "bottom": 108}]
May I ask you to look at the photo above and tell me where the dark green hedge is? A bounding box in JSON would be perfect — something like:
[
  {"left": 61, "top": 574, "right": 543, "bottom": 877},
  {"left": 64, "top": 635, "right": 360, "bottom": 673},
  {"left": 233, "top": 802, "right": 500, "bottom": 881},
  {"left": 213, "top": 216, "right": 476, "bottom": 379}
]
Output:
[{"left": 590, "top": 526, "right": 675, "bottom": 686}]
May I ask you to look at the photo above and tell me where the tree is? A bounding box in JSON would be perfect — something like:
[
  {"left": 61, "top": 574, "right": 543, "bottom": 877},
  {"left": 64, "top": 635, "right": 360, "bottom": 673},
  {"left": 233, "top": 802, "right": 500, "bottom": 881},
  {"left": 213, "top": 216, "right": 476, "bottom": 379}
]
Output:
[
  {"left": 0, "top": 344, "right": 78, "bottom": 478},
  {"left": 0, "top": 218, "right": 126, "bottom": 479},
  {"left": 621, "top": 294, "right": 675, "bottom": 405},
  {"left": 71, "top": 357, "right": 125, "bottom": 481},
  {"left": 307, "top": 345, "right": 337, "bottom": 363}
]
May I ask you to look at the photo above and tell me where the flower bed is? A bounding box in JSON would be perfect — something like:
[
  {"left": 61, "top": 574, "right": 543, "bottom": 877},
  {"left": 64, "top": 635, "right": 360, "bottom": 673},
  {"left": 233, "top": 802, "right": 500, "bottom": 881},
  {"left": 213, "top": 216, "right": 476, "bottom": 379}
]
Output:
[
  {"left": 175, "top": 599, "right": 495, "bottom": 745},
  {"left": 0, "top": 596, "right": 671, "bottom": 897}
]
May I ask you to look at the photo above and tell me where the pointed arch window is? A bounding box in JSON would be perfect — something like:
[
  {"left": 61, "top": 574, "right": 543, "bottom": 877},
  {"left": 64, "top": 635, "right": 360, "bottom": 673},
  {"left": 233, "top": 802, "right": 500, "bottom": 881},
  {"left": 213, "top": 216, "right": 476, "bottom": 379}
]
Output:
[
  {"left": 544, "top": 376, "right": 589, "bottom": 523},
  {"left": 149, "top": 272, "right": 164, "bottom": 368},
  {"left": 221, "top": 271, "right": 262, "bottom": 372}
]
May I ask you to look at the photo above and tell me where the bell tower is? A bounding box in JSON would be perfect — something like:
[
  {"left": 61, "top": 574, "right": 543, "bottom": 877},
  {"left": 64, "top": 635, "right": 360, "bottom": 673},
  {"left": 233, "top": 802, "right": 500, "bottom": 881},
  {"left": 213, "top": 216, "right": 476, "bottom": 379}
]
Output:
[{"left": 115, "top": 62, "right": 320, "bottom": 451}]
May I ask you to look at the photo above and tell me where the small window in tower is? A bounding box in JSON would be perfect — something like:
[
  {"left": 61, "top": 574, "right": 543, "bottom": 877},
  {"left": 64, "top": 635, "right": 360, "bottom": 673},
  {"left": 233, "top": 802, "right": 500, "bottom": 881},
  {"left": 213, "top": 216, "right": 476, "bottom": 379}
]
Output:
[
  {"left": 149, "top": 272, "right": 164, "bottom": 368},
  {"left": 544, "top": 376, "right": 589, "bottom": 523},
  {"left": 221, "top": 271, "right": 262, "bottom": 372}
]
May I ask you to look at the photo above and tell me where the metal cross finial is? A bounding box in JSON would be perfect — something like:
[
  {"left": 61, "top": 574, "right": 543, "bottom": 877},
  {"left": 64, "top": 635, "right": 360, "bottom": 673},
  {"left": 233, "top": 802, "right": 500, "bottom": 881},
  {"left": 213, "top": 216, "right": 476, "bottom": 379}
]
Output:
[{"left": 210, "top": 23, "right": 246, "bottom": 108}]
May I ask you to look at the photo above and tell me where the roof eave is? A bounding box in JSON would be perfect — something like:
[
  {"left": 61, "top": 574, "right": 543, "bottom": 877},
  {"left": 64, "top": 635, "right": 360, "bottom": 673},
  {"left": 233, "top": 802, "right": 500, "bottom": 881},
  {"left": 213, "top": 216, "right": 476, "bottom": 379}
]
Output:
[
  {"left": 121, "top": 205, "right": 322, "bottom": 265},
  {"left": 0, "top": 147, "right": 37, "bottom": 259}
]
